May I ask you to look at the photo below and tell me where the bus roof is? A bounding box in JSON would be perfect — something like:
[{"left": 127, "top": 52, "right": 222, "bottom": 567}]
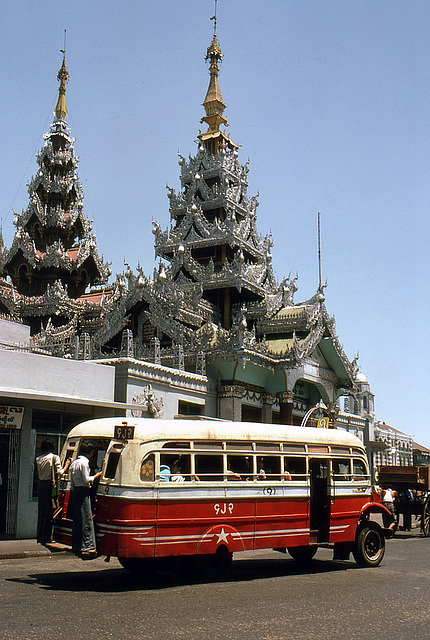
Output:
[{"left": 66, "top": 418, "right": 365, "bottom": 449}]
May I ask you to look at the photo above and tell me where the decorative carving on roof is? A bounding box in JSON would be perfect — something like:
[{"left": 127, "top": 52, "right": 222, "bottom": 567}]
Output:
[{"left": 131, "top": 385, "right": 164, "bottom": 418}]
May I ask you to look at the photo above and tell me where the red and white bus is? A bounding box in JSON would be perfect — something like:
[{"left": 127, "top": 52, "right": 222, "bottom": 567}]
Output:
[{"left": 53, "top": 418, "right": 393, "bottom": 570}]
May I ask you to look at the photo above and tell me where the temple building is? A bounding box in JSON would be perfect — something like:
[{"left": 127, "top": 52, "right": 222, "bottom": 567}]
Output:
[
  {"left": 0, "top": 55, "right": 110, "bottom": 345},
  {"left": 0, "top": 20, "right": 410, "bottom": 537},
  {"left": 1, "top": 25, "right": 358, "bottom": 427}
]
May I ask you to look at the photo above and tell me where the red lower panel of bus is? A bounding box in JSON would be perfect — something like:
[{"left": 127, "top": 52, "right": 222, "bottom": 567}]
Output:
[
  {"left": 54, "top": 493, "right": 362, "bottom": 558},
  {"left": 53, "top": 492, "right": 366, "bottom": 558}
]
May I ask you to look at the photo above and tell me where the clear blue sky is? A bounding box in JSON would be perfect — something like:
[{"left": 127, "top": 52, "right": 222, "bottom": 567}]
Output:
[{"left": 1, "top": 1, "right": 429, "bottom": 444}]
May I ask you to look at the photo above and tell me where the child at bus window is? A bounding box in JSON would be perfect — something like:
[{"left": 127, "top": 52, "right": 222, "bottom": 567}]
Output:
[
  {"left": 283, "top": 468, "right": 292, "bottom": 481},
  {"left": 171, "top": 460, "right": 185, "bottom": 482},
  {"left": 159, "top": 464, "right": 171, "bottom": 482}
]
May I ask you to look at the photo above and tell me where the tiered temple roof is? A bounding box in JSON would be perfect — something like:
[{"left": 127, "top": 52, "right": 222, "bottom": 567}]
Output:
[
  {"left": 0, "top": 23, "right": 357, "bottom": 400},
  {"left": 0, "top": 55, "right": 110, "bottom": 335}
]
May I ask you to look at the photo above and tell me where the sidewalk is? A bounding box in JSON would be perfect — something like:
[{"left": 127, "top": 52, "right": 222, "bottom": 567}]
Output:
[{"left": 0, "top": 539, "right": 68, "bottom": 560}]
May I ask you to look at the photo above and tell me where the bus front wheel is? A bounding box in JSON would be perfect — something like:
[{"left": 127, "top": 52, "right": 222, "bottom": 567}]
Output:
[
  {"left": 118, "top": 557, "right": 156, "bottom": 574},
  {"left": 287, "top": 545, "right": 317, "bottom": 563},
  {"left": 353, "top": 525, "right": 385, "bottom": 567}
]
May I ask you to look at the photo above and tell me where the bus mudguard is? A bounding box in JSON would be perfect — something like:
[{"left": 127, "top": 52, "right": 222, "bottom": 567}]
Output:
[{"left": 197, "top": 524, "right": 245, "bottom": 555}]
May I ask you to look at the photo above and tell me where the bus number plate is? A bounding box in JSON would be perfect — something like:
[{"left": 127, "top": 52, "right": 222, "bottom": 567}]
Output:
[{"left": 114, "top": 424, "right": 135, "bottom": 441}]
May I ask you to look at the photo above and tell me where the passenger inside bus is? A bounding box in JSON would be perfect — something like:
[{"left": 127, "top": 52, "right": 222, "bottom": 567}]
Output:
[
  {"left": 256, "top": 456, "right": 280, "bottom": 481},
  {"left": 160, "top": 454, "right": 192, "bottom": 481},
  {"left": 227, "top": 454, "right": 252, "bottom": 480},
  {"left": 227, "top": 469, "right": 242, "bottom": 480},
  {"left": 283, "top": 468, "right": 292, "bottom": 481},
  {"left": 159, "top": 465, "right": 171, "bottom": 481},
  {"left": 171, "top": 460, "right": 185, "bottom": 482}
]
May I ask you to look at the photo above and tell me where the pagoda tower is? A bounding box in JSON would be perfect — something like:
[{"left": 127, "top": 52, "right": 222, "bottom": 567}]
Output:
[
  {"left": 0, "top": 55, "right": 110, "bottom": 325},
  {"left": 153, "top": 23, "right": 277, "bottom": 330},
  {"left": 146, "top": 21, "right": 358, "bottom": 423}
]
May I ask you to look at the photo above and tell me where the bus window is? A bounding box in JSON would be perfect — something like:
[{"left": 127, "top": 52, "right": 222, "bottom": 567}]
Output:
[
  {"left": 284, "top": 457, "right": 306, "bottom": 480},
  {"left": 227, "top": 455, "right": 253, "bottom": 480},
  {"left": 353, "top": 459, "right": 367, "bottom": 480},
  {"left": 255, "top": 442, "right": 280, "bottom": 452},
  {"left": 226, "top": 442, "right": 253, "bottom": 451},
  {"left": 140, "top": 454, "right": 155, "bottom": 482},
  {"left": 283, "top": 444, "right": 306, "bottom": 453},
  {"left": 256, "top": 455, "right": 280, "bottom": 481},
  {"left": 79, "top": 438, "right": 110, "bottom": 474},
  {"left": 194, "top": 441, "right": 223, "bottom": 450},
  {"left": 331, "top": 447, "right": 350, "bottom": 455},
  {"left": 160, "top": 454, "right": 191, "bottom": 481},
  {"left": 332, "top": 459, "right": 351, "bottom": 480},
  {"left": 104, "top": 451, "right": 122, "bottom": 480},
  {"left": 195, "top": 454, "right": 223, "bottom": 482},
  {"left": 162, "top": 441, "right": 191, "bottom": 449}
]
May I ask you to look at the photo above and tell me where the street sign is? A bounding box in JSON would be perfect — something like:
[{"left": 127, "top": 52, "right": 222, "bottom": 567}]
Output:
[{"left": 0, "top": 406, "right": 24, "bottom": 429}]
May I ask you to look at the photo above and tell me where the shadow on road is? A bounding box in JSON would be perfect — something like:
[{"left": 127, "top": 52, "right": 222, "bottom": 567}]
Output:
[{"left": 6, "top": 555, "right": 355, "bottom": 593}]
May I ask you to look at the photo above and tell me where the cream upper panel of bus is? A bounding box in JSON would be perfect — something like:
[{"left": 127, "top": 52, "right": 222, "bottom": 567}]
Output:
[{"left": 66, "top": 418, "right": 366, "bottom": 451}]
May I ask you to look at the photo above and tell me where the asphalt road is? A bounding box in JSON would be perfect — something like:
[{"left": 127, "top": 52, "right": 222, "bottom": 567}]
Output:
[{"left": 1, "top": 532, "right": 429, "bottom": 640}]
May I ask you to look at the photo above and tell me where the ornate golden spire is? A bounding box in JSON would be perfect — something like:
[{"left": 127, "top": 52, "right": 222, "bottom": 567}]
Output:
[
  {"left": 199, "top": 8, "right": 238, "bottom": 153},
  {"left": 201, "top": 20, "right": 227, "bottom": 133},
  {"left": 55, "top": 53, "right": 69, "bottom": 121}
]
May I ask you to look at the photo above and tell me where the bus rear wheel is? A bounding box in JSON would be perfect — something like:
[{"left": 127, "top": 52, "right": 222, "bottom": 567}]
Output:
[
  {"left": 287, "top": 545, "right": 317, "bottom": 564},
  {"left": 353, "top": 525, "right": 385, "bottom": 567}
]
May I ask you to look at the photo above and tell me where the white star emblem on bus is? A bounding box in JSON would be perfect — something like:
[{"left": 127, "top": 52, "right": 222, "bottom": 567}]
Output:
[{"left": 215, "top": 528, "right": 229, "bottom": 544}]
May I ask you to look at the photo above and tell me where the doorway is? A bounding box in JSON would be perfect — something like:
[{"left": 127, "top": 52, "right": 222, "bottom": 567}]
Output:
[
  {"left": 0, "top": 433, "right": 9, "bottom": 535},
  {"left": 309, "top": 458, "right": 331, "bottom": 543}
]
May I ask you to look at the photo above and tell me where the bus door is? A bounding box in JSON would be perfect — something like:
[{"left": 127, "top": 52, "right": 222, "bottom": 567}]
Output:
[
  {"left": 309, "top": 458, "right": 331, "bottom": 543},
  {"left": 0, "top": 433, "right": 9, "bottom": 535}
]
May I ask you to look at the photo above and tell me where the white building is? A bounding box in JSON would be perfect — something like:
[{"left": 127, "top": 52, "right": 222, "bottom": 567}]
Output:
[{"left": 0, "top": 317, "right": 215, "bottom": 538}]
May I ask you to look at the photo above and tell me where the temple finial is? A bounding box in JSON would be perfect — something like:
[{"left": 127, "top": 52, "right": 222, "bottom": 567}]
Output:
[
  {"left": 198, "top": 4, "right": 239, "bottom": 153},
  {"left": 202, "top": 2, "right": 226, "bottom": 134},
  {"left": 55, "top": 30, "right": 69, "bottom": 121},
  {"left": 211, "top": 0, "right": 217, "bottom": 37}
]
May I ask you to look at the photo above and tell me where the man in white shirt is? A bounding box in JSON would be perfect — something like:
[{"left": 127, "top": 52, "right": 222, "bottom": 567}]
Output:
[
  {"left": 70, "top": 443, "right": 102, "bottom": 557},
  {"left": 35, "top": 440, "right": 70, "bottom": 545},
  {"left": 382, "top": 487, "right": 397, "bottom": 530}
]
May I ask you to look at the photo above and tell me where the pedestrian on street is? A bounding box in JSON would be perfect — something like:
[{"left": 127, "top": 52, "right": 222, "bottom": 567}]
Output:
[
  {"left": 382, "top": 487, "right": 397, "bottom": 529},
  {"left": 35, "top": 440, "right": 70, "bottom": 546},
  {"left": 69, "top": 443, "right": 102, "bottom": 558}
]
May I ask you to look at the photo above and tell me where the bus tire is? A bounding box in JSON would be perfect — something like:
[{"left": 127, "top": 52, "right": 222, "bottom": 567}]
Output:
[
  {"left": 201, "top": 545, "right": 233, "bottom": 578},
  {"left": 353, "top": 524, "right": 385, "bottom": 567},
  {"left": 287, "top": 545, "right": 317, "bottom": 563},
  {"left": 118, "top": 557, "right": 156, "bottom": 574}
]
